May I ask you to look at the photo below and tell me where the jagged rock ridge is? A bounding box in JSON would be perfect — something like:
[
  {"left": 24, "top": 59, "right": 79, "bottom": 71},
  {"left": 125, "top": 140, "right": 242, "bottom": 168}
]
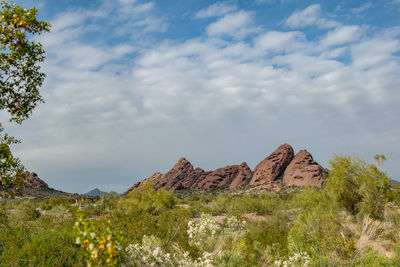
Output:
[{"left": 123, "top": 144, "right": 328, "bottom": 195}]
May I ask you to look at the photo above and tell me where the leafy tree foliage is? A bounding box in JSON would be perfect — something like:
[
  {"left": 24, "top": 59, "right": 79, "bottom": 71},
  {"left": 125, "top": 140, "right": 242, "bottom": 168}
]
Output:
[
  {"left": 0, "top": 1, "right": 50, "bottom": 196},
  {"left": 0, "top": 1, "right": 50, "bottom": 122},
  {"left": 0, "top": 124, "right": 23, "bottom": 197}
]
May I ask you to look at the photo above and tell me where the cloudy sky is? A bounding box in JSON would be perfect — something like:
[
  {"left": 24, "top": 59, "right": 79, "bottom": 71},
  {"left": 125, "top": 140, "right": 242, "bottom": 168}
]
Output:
[{"left": 2, "top": 0, "right": 400, "bottom": 193}]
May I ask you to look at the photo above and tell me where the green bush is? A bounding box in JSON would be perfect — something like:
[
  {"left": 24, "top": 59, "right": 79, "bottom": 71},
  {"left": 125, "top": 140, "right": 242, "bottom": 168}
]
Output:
[
  {"left": 325, "top": 154, "right": 391, "bottom": 219},
  {"left": 287, "top": 189, "right": 354, "bottom": 260}
]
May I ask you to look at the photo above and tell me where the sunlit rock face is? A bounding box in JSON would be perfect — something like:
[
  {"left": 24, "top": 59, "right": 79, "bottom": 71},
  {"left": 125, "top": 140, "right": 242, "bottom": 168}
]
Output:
[
  {"left": 283, "top": 150, "right": 327, "bottom": 187},
  {"left": 250, "top": 144, "right": 294, "bottom": 185}
]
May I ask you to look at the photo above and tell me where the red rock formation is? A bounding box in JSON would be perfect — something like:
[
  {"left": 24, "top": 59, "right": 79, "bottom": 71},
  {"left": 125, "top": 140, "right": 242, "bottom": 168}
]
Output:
[
  {"left": 122, "top": 172, "right": 162, "bottom": 195},
  {"left": 23, "top": 171, "right": 49, "bottom": 190},
  {"left": 283, "top": 150, "right": 327, "bottom": 187},
  {"left": 181, "top": 167, "right": 206, "bottom": 189},
  {"left": 250, "top": 144, "right": 294, "bottom": 185},
  {"left": 197, "top": 165, "right": 238, "bottom": 189},
  {"left": 229, "top": 162, "right": 252, "bottom": 189},
  {"left": 122, "top": 144, "right": 328, "bottom": 194},
  {"left": 155, "top": 158, "right": 198, "bottom": 191},
  {"left": 197, "top": 162, "right": 252, "bottom": 190}
]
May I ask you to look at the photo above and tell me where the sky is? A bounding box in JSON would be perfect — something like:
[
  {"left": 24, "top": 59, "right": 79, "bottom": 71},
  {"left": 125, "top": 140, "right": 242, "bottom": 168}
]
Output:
[{"left": 1, "top": 0, "right": 400, "bottom": 194}]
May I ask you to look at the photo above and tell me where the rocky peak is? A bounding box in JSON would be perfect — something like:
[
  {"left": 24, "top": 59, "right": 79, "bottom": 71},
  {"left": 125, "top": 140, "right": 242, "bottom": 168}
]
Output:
[
  {"left": 155, "top": 158, "right": 196, "bottom": 191},
  {"left": 283, "top": 150, "right": 327, "bottom": 187},
  {"left": 23, "top": 171, "right": 49, "bottom": 190},
  {"left": 250, "top": 144, "right": 294, "bottom": 185}
]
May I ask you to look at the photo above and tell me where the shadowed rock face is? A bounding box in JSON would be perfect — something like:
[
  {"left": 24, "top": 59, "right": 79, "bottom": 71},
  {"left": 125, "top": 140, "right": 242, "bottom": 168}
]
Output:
[
  {"left": 250, "top": 144, "right": 294, "bottom": 185},
  {"left": 283, "top": 150, "right": 327, "bottom": 187},
  {"left": 197, "top": 162, "right": 252, "bottom": 190},
  {"left": 229, "top": 162, "right": 252, "bottom": 189},
  {"left": 23, "top": 171, "right": 49, "bottom": 190}
]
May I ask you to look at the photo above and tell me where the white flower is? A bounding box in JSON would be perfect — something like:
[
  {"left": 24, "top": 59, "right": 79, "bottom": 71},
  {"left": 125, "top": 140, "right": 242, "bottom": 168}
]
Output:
[
  {"left": 90, "top": 232, "right": 96, "bottom": 238},
  {"left": 89, "top": 243, "right": 94, "bottom": 250},
  {"left": 75, "top": 237, "right": 81, "bottom": 245}
]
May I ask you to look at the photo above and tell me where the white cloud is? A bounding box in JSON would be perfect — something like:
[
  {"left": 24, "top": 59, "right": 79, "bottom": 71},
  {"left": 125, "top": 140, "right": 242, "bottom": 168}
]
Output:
[
  {"left": 351, "top": 37, "right": 400, "bottom": 70},
  {"left": 285, "top": 4, "right": 340, "bottom": 29},
  {"left": 351, "top": 2, "right": 373, "bottom": 14},
  {"left": 319, "top": 25, "right": 361, "bottom": 48},
  {"left": 196, "top": 2, "right": 237, "bottom": 18},
  {"left": 254, "top": 31, "right": 306, "bottom": 52},
  {"left": 206, "top": 11, "right": 258, "bottom": 39},
  {"left": 4, "top": 1, "right": 400, "bottom": 193}
]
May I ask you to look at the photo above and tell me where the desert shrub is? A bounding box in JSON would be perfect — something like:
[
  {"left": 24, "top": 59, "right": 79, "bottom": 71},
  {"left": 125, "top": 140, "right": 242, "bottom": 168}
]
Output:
[
  {"left": 126, "top": 235, "right": 213, "bottom": 267},
  {"left": 381, "top": 206, "right": 400, "bottom": 243},
  {"left": 326, "top": 154, "right": 391, "bottom": 219},
  {"left": 98, "top": 192, "right": 120, "bottom": 211},
  {"left": 209, "top": 194, "right": 231, "bottom": 215},
  {"left": 274, "top": 252, "right": 311, "bottom": 267},
  {"left": 187, "top": 213, "right": 222, "bottom": 252},
  {"left": 125, "top": 213, "right": 247, "bottom": 267},
  {"left": 9, "top": 201, "right": 41, "bottom": 221},
  {"left": 39, "top": 197, "right": 73, "bottom": 210},
  {"left": 0, "top": 214, "right": 84, "bottom": 266},
  {"left": 287, "top": 189, "right": 353, "bottom": 261},
  {"left": 208, "top": 193, "right": 284, "bottom": 217},
  {"left": 118, "top": 182, "right": 177, "bottom": 217},
  {"left": 243, "top": 215, "right": 290, "bottom": 265},
  {"left": 0, "top": 204, "right": 7, "bottom": 225},
  {"left": 351, "top": 246, "right": 393, "bottom": 266}
]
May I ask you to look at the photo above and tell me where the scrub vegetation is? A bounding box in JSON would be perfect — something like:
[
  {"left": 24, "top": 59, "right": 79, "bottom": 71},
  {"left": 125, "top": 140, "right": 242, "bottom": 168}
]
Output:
[{"left": 0, "top": 154, "right": 400, "bottom": 266}]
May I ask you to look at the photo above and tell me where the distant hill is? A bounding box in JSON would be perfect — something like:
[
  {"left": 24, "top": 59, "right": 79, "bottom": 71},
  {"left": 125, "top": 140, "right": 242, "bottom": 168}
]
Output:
[{"left": 83, "top": 188, "right": 107, "bottom": 197}]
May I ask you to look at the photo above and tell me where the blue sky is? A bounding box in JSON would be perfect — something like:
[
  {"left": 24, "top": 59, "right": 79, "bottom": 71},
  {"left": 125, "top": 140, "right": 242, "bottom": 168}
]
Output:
[{"left": 2, "top": 0, "right": 400, "bottom": 193}]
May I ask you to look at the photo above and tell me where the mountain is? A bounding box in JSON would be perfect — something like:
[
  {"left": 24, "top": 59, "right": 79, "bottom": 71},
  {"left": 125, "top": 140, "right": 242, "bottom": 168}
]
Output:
[
  {"left": 20, "top": 171, "right": 76, "bottom": 198},
  {"left": 123, "top": 144, "right": 328, "bottom": 195},
  {"left": 83, "top": 188, "right": 107, "bottom": 197}
]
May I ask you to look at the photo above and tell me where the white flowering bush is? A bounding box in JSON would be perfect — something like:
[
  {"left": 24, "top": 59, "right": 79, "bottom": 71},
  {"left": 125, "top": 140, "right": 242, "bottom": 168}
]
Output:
[
  {"left": 126, "top": 235, "right": 214, "bottom": 267},
  {"left": 126, "top": 235, "right": 174, "bottom": 266},
  {"left": 173, "top": 250, "right": 214, "bottom": 267},
  {"left": 274, "top": 252, "right": 311, "bottom": 267},
  {"left": 125, "top": 214, "right": 248, "bottom": 267},
  {"left": 225, "top": 215, "right": 247, "bottom": 232},
  {"left": 187, "top": 213, "right": 222, "bottom": 251}
]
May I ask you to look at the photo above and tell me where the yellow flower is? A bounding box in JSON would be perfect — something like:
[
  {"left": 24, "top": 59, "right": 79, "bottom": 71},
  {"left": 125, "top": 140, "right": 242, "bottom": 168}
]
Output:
[
  {"left": 106, "top": 258, "right": 111, "bottom": 263},
  {"left": 99, "top": 243, "right": 105, "bottom": 249}
]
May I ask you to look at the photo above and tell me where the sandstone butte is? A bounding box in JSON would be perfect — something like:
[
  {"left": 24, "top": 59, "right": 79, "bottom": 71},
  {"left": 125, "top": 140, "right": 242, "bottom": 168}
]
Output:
[{"left": 123, "top": 144, "right": 328, "bottom": 195}]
